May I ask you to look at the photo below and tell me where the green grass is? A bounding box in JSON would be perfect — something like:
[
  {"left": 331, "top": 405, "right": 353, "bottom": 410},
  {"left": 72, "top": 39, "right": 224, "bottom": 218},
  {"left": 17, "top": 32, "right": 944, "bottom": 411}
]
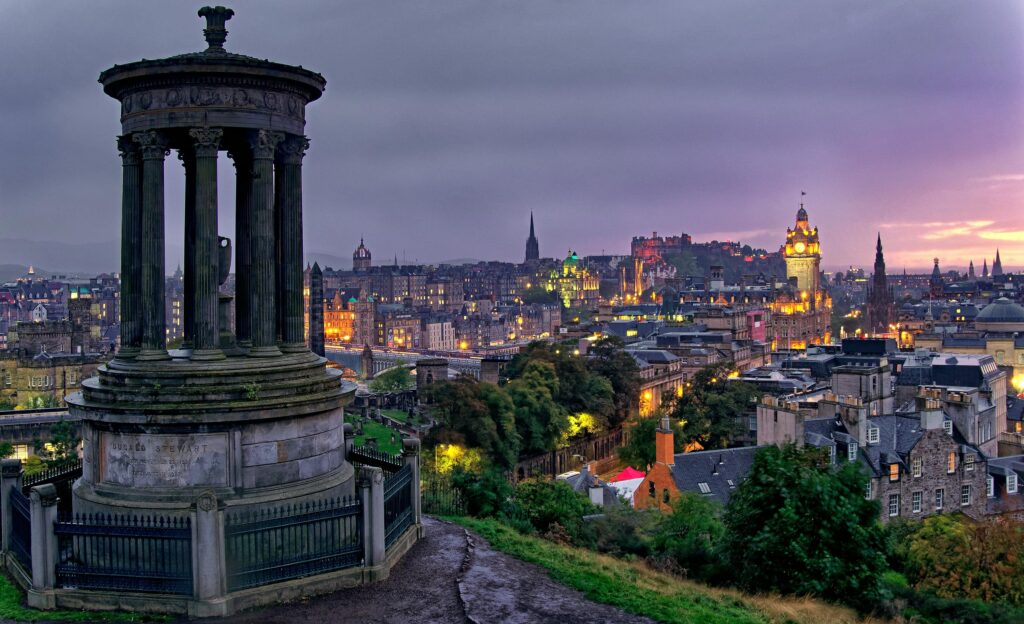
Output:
[
  {"left": 0, "top": 573, "right": 167, "bottom": 622},
  {"left": 380, "top": 409, "right": 412, "bottom": 424},
  {"left": 449, "top": 516, "right": 877, "bottom": 624},
  {"left": 352, "top": 418, "right": 403, "bottom": 454}
]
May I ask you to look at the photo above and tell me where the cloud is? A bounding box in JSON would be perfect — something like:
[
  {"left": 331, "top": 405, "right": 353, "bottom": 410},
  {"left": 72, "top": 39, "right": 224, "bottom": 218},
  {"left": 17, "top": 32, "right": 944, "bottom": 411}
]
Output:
[
  {"left": 978, "top": 230, "right": 1024, "bottom": 242},
  {"left": 970, "top": 174, "right": 1024, "bottom": 183}
]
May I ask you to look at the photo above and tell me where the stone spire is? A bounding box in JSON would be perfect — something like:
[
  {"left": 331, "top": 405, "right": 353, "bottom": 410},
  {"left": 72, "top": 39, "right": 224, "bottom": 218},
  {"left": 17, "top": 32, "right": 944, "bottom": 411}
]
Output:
[
  {"left": 983, "top": 258, "right": 989, "bottom": 278},
  {"left": 993, "top": 249, "right": 1004, "bottom": 276},
  {"left": 968, "top": 260, "right": 975, "bottom": 280},
  {"left": 525, "top": 211, "right": 540, "bottom": 263}
]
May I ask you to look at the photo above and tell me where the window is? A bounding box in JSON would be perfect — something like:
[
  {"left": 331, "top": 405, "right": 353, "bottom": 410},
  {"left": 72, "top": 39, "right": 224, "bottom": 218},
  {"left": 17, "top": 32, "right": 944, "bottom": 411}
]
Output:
[
  {"left": 663, "top": 489, "right": 670, "bottom": 504},
  {"left": 1010, "top": 473, "right": 1019, "bottom": 494},
  {"left": 867, "top": 426, "right": 880, "bottom": 444},
  {"left": 935, "top": 488, "right": 944, "bottom": 510},
  {"left": 943, "top": 420, "right": 953, "bottom": 436},
  {"left": 697, "top": 482, "right": 711, "bottom": 495},
  {"left": 889, "top": 464, "right": 899, "bottom": 481},
  {"left": 889, "top": 493, "right": 900, "bottom": 517},
  {"left": 865, "top": 481, "right": 872, "bottom": 499},
  {"left": 961, "top": 484, "right": 971, "bottom": 506},
  {"left": 988, "top": 476, "right": 996, "bottom": 498},
  {"left": 848, "top": 442, "right": 857, "bottom": 462},
  {"left": 648, "top": 482, "right": 655, "bottom": 498},
  {"left": 912, "top": 491, "right": 922, "bottom": 513},
  {"left": 965, "top": 454, "right": 975, "bottom": 472},
  {"left": 829, "top": 444, "right": 836, "bottom": 464},
  {"left": 947, "top": 451, "right": 956, "bottom": 474},
  {"left": 912, "top": 457, "right": 922, "bottom": 478}
]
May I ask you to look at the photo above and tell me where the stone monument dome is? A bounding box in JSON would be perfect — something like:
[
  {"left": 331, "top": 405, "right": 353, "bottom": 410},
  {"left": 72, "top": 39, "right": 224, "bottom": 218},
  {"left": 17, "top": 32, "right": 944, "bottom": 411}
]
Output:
[
  {"left": 69, "top": 6, "right": 356, "bottom": 517},
  {"left": 976, "top": 297, "right": 1024, "bottom": 331}
]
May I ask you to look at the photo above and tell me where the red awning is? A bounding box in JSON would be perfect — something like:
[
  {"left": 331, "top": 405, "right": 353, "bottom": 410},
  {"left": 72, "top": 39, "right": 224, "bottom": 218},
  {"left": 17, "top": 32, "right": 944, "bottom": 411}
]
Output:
[{"left": 610, "top": 466, "right": 645, "bottom": 482}]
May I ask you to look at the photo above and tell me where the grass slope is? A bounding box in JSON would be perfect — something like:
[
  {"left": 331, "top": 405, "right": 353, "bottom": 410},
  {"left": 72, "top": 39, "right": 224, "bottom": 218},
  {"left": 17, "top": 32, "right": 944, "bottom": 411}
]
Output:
[{"left": 451, "top": 516, "right": 882, "bottom": 624}]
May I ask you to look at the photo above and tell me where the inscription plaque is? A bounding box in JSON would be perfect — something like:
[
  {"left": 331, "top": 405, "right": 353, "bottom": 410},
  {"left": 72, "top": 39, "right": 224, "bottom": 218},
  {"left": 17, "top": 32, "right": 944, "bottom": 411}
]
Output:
[{"left": 101, "top": 432, "right": 229, "bottom": 488}]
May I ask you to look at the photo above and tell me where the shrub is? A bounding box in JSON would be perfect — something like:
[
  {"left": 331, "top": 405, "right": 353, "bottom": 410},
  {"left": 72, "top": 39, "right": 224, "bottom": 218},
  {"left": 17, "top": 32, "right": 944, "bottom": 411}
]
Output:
[
  {"left": 651, "top": 492, "right": 723, "bottom": 582},
  {"left": 512, "top": 479, "right": 595, "bottom": 543},
  {"left": 585, "top": 503, "right": 657, "bottom": 558},
  {"left": 450, "top": 466, "right": 513, "bottom": 518}
]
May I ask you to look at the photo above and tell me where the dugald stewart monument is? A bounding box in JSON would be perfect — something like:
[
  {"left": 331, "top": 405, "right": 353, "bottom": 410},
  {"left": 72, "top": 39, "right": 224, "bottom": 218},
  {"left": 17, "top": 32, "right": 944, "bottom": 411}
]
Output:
[{"left": 0, "top": 7, "right": 420, "bottom": 617}]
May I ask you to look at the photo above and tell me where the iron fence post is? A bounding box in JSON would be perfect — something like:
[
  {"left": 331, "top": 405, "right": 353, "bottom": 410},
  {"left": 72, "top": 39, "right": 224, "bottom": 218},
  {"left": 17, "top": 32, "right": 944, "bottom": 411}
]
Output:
[
  {"left": 193, "top": 491, "right": 226, "bottom": 603},
  {"left": 0, "top": 459, "right": 22, "bottom": 553},
  {"left": 29, "top": 484, "right": 58, "bottom": 591},
  {"left": 359, "top": 466, "right": 384, "bottom": 566},
  {"left": 402, "top": 437, "right": 421, "bottom": 526}
]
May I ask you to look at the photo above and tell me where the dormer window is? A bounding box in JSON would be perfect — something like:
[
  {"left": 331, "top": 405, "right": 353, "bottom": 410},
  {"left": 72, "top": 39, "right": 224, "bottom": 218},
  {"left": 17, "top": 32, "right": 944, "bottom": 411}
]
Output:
[
  {"left": 943, "top": 420, "right": 953, "bottom": 436},
  {"left": 867, "top": 426, "right": 880, "bottom": 444},
  {"left": 1010, "top": 473, "right": 1019, "bottom": 494},
  {"left": 964, "top": 454, "right": 975, "bottom": 472},
  {"left": 889, "top": 464, "right": 899, "bottom": 481}
]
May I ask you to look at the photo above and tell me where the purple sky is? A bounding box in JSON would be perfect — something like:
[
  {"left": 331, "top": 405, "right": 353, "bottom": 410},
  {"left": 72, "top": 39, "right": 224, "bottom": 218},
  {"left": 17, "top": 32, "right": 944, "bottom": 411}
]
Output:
[{"left": 1, "top": 1, "right": 1022, "bottom": 272}]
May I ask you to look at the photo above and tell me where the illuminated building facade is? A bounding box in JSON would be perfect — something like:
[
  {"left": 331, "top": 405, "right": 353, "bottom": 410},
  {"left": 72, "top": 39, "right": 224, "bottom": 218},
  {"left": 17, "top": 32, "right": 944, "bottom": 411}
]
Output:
[
  {"left": 770, "top": 205, "right": 832, "bottom": 350},
  {"left": 542, "top": 250, "right": 600, "bottom": 309}
]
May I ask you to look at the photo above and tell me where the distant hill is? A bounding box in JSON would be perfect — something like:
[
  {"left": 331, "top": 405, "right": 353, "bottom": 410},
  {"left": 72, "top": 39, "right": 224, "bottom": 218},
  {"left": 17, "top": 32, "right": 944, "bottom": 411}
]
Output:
[
  {"left": 0, "top": 238, "right": 118, "bottom": 276},
  {"left": 0, "top": 264, "right": 52, "bottom": 283}
]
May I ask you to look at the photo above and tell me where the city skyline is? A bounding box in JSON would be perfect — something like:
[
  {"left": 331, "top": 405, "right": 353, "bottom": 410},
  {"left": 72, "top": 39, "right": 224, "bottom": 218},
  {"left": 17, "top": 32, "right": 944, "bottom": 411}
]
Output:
[{"left": 1, "top": 1, "right": 1022, "bottom": 271}]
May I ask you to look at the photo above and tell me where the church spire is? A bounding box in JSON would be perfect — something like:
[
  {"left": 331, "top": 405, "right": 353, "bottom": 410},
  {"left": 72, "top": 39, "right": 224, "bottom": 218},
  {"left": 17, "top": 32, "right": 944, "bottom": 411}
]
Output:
[
  {"left": 993, "top": 249, "right": 1004, "bottom": 276},
  {"left": 525, "top": 212, "right": 540, "bottom": 263}
]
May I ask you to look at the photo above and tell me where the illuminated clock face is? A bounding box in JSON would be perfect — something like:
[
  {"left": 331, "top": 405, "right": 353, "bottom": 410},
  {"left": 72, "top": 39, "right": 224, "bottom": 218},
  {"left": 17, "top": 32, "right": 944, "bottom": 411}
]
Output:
[{"left": 794, "top": 242, "right": 806, "bottom": 253}]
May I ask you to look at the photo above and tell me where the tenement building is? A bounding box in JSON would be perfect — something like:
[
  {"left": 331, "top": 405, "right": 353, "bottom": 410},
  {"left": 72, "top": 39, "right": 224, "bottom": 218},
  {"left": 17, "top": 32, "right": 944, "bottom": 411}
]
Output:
[{"left": 1, "top": 8, "right": 420, "bottom": 617}]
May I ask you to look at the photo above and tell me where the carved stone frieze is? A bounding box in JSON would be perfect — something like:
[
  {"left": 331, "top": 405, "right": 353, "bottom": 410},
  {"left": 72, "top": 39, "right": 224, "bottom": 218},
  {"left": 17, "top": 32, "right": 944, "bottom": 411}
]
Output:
[{"left": 120, "top": 85, "right": 305, "bottom": 123}]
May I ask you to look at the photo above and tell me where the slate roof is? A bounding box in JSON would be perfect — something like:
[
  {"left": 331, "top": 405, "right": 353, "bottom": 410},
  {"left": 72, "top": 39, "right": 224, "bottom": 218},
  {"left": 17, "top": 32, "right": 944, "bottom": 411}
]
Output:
[
  {"left": 669, "top": 446, "right": 762, "bottom": 506},
  {"left": 1008, "top": 396, "right": 1024, "bottom": 424}
]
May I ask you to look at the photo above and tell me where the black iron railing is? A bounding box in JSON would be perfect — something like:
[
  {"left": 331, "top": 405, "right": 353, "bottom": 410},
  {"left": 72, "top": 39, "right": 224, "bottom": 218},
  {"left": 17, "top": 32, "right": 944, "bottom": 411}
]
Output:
[
  {"left": 54, "top": 513, "right": 193, "bottom": 595},
  {"left": 349, "top": 446, "right": 403, "bottom": 474},
  {"left": 224, "top": 497, "right": 363, "bottom": 592},
  {"left": 23, "top": 458, "right": 83, "bottom": 490},
  {"left": 422, "top": 476, "right": 467, "bottom": 517},
  {"left": 383, "top": 463, "right": 413, "bottom": 549},
  {"left": 9, "top": 486, "right": 32, "bottom": 571}
]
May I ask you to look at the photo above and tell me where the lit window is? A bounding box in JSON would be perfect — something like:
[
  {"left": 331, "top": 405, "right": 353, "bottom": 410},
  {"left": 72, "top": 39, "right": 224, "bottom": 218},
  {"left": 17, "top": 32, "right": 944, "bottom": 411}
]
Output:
[
  {"left": 935, "top": 488, "right": 944, "bottom": 510},
  {"left": 943, "top": 420, "right": 953, "bottom": 436},
  {"left": 961, "top": 484, "right": 971, "bottom": 506},
  {"left": 848, "top": 442, "right": 857, "bottom": 462},
  {"left": 697, "top": 482, "right": 711, "bottom": 494},
  {"left": 1010, "top": 473, "right": 1019, "bottom": 494},
  {"left": 947, "top": 452, "right": 957, "bottom": 474},
  {"left": 912, "top": 491, "right": 922, "bottom": 513},
  {"left": 912, "top": 457, "right": 922, "bottom": 478},
  {"left": 867, "top": 426, "right": 879, "bottom": 444},
  {"left": 889, "top": 464, "right": 899, "bottom": 482},
  {"left": 888, "top": 493, "right": 900, "bottom": 517}
]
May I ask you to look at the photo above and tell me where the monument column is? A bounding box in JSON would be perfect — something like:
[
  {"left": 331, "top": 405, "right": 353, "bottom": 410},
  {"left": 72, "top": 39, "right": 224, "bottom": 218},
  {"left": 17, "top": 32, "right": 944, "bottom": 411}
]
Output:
[
  {"left": 179, "top": 147, "right": 196, "bottom": 350},
  {"left": 189, "top": 127, "right": 225, "bottom": 360},
  {"left": 277, "top": 134, "right": 310, "bottom": 352},
  {"left": 116, "top": 135, "right": 142, "bottom": 358},
  {"left": 247, "top": 129, "right": 283, "bottom": 357},
  {"left": 230, "top": 148, "right": 253, "bottom": 348},
  {"left": 134, "top": 130, "right": 170, "bottom": 360}
]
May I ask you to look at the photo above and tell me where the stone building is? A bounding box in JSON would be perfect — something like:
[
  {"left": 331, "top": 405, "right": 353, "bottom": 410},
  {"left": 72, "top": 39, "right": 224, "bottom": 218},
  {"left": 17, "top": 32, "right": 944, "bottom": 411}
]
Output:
[
  {"left": 768, "top": 205, "right": 832, "bottom": 350},
  {"left": 866, "top": 234, "right": 895, "bottom": 335},
  {"left": 353, "top": 238, "right": 372, "bottom": 272},
  {"left": 524, "top": 212, "right": 540, "bottom": 264}
]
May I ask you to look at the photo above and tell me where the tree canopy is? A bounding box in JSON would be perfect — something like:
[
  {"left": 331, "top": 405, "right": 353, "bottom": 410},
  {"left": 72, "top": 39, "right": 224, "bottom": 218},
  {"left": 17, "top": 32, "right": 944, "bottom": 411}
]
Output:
[
  {"left": 668, "top": 362, "right": 757, "bottom": 450},
  {"left": 368, "top": 363, "right": 414, "bottom": 394}
]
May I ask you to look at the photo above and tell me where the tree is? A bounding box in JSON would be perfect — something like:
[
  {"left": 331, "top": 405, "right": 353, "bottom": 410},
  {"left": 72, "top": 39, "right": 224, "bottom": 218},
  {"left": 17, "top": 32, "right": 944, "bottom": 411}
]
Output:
[
  {"left": 512, "top": 479, "right": 595, "bottom": 542},
  {"left": 424, "top": 377, "right": 520, "bottom": 468},
  {"left": 33, "top": 419, "right": 80, "bottom": 465},
  {"left": 720, "top": 445, "right": 888, "bottom": 612},
  {"left": 617, "top": 413, "right": 686, "bottom": 470},
  {"left": 0, "top": 442, "right": 14, "bottom": 459},
  {"left": 368, "top": 363, "right": 414, "bottom": 394},
  {"left": 653, "top": 492, "right": 724, "bottom": 581},
  {"left": 507, "top": 361, "right": 568, "bottom": 456},
  {"left": 586, "top": 336, "right": 641, "bottom": 428},
  {"left": 450, "top": 466, "right": 514, "bottom": 518},
  {"left": 668, "top": 362, "right": 757, "bottom": 450}
]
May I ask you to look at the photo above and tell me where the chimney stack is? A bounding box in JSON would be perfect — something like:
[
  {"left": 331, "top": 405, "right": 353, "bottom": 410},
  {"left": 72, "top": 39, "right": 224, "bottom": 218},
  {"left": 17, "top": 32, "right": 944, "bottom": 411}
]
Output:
[{"left": 656, "top": 415, "right": 675, "bottom": 466}]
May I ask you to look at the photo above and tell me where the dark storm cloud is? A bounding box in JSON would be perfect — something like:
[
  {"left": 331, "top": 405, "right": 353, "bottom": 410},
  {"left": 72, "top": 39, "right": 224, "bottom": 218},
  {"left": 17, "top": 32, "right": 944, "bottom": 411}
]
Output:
[{"left": 1, "top": 1, "right": 1022, "bottom": 271}]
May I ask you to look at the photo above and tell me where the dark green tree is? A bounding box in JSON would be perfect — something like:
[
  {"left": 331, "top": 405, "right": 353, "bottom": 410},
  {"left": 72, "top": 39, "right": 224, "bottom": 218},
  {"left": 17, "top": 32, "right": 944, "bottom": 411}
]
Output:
[
  {"left": 424, "top": 377, "right": 520, "bottom": 468},
  {"left": 720, "top": 445, "right": 888, "bottom": 612},
  {"left": 512, "top": 478, "right": 595, "bottom": 542},
  {"left": 668, "top": 362, "right": 757, "bottom": 450},
  {"left": 653, "top": 492, "right": 724, "bottom": 581},
  {"left": 586, "top": 336, "right": 641, "bottom": 428},
  {"left": 507, "top": 361, "right": 568, "bottom": 456},
  {"left": 450, "top": 466, "right": 514, "bottom": 518}
]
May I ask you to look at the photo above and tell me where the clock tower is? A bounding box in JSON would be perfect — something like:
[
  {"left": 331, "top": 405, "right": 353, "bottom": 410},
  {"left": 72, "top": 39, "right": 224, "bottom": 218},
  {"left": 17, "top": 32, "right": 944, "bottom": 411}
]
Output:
[{"left": 783, "top": 204, "right": 821, "bottom": 299}]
